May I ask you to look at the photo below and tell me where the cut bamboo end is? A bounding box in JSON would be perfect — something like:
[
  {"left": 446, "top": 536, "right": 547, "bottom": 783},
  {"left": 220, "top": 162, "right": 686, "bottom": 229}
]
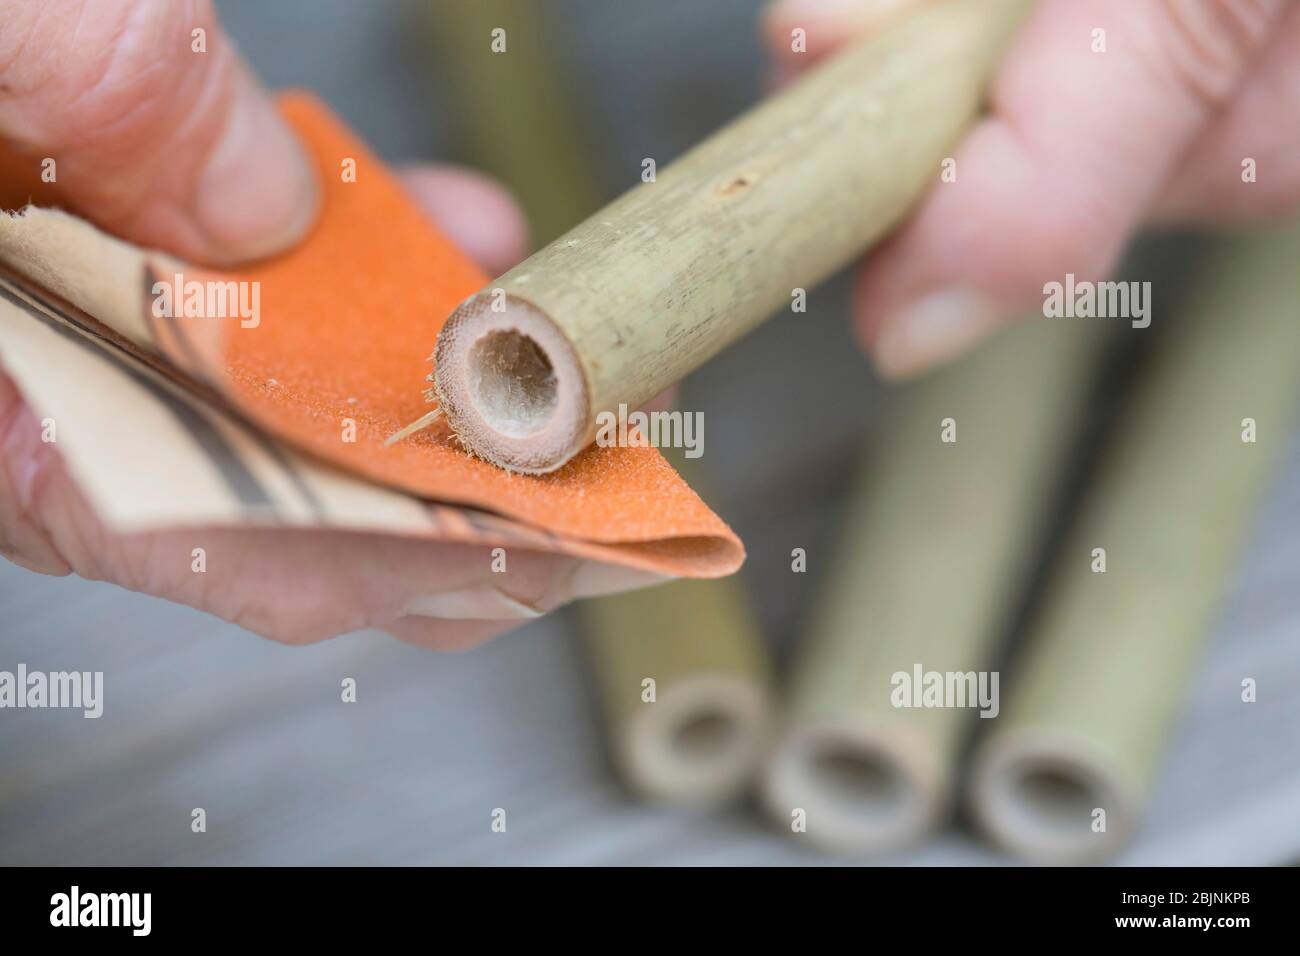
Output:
[
  {"left": 433, "top": 292, "right": 590, "bottom": 473},
  {"left": 615, "top": 674, "right": 768, "bottom": 804},
  {"left": 761, "top": 720, "right": 942, "bottom": 855},
  {"left": 969, "top": 731, "right": 1139, "bottom": 865}
]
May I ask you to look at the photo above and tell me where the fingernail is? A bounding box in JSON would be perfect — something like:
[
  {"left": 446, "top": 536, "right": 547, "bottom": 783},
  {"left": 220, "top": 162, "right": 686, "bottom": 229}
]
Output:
[
  {"left": 192, "top": 75, "right": 319, "bottom": 264},
  {"left": 871, "top": 288, "right": 1003, "bottom": 380},
  {"left": 401, "top": 586, "right": 544, "bottom": 621}
]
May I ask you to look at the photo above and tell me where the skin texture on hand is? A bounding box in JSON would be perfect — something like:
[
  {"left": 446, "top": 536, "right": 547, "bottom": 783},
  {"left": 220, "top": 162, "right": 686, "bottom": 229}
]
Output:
[
  {"left": 762, "top": 0, "right": 1300, "bottom": 378},
  {"left": 0, "top": 0, "right": 552, "bottom": 649}
]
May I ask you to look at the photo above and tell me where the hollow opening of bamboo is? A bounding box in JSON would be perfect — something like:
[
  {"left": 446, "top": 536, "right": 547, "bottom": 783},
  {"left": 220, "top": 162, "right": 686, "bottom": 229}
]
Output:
[
  {"left": 807, "top": 742, "right": 912, "bottom": 827},
  {"left": 974, "top": 740, "right": 1128, "bottom": 862},
  {"left": 621, "top": 676, "right": 767, "bottom": 803},
  {"left": 468, "top": 329, "right": 558, "bottom": 437},
  {"left": 1011, "top": 764, "right": 1099, "bottom": 835},
  {"left": 989, "top": 758, "right": 1103, "bottom": 852},
  {"left": 433, "top": 293, "right": 589, "bottom": 473},
  {"left": 671, "top": 708, "right": 741, "bottom": 763},
  {"left": 763, "top": 723, "right": 939, "bottom": 853}
]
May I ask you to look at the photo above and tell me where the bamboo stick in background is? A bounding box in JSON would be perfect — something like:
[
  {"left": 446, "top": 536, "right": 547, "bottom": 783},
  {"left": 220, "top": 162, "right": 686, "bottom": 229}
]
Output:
[
  {"left": 413, "top": 0, "right": 1037, "bottom": 472},
  {"left": 579, "top": 454, "right": 774, "bottom": 805},
  {"left": 760, "top": 319, "right": 1110, "bottom": 855},
  {"left": 969, "top": 227, "right": 1300, "bottom": 864},
  {"left": 579, "top": 560, "right": 773, "bottom": 804},
  {"left": 420, "top": 4, "right": 776, "bottom": 804},
  {"left": 422, "top": 0, "right": 601, "bottom": 245}
]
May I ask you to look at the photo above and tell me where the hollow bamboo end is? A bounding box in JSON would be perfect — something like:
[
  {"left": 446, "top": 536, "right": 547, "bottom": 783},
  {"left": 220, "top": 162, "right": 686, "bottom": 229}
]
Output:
[
  {"left": 970, "top": 731, "right": 1138, "bottom": 864},
  {"left": 760, "top": 720, "right": 944, "bottom": 855},
  {"left": 433, "top": 292, "right": 589, "bottom": 473},
  {"left": 615, "top": 675, "right": 769, "bottom": 805}
]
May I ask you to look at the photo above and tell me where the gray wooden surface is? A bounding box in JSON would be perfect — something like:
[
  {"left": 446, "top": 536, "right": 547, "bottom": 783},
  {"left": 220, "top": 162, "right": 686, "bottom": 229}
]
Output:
[
  {"left": 2, "top": 0, "right": 1298, "bottom": 867},
  {"left": 1, "top": 424, "right": 1298, "bottom": 865}
]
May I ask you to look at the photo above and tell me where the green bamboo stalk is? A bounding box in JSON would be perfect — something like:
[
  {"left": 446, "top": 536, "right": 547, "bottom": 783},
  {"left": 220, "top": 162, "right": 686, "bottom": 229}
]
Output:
[
  {"left": 760, "top": 318, "right": 1110, "bottom": 854},
  {"left": 579, "top": 445, "right": 772, "bottom": 805},
  {"left": 580, "top": 446, "right": 772, "bottom": 803},
  {"left": 422, "top": 0, "right": 603, "bottom": 244},
  {"left": 969, "top": 225, "right": 1300, "bottom": 863},
  {"left": 424, "top": 0, "right": 1038, "bottom": 472},
  {"left": 579, "top": 558, "right": 773, "bottom": 804},
  {"left": 419, "top": 4, "right": 775, "bottom": 804}
]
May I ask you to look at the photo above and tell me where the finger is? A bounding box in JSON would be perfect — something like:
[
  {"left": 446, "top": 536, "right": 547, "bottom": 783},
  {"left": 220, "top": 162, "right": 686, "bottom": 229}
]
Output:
[
  {"left": 853, "top": 0, "right": 1286, "bottom": 379},
  {"left": 760, "top": 0, "right": 930, "bottom": 67},
  {"left": 399, "top": 164, "right": 530, "bottom": 274},
  {"left": 0, "top": 0, "right": 318, "bottom": 265},
  {"left": 1151, "top": 3, "right": 1300, "bottom": 227},
  {"left": 98, "top": 526, "right": 577, "bottom": 648}
]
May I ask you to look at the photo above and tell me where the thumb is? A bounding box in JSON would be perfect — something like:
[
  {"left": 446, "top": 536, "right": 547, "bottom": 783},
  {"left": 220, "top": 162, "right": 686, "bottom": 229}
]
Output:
[{"left": 0, "top": 0, "right": 318, "bottom": 265}]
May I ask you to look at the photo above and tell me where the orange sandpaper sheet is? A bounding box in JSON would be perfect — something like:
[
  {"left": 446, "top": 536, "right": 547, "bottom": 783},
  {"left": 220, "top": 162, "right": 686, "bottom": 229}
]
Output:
[{"left": 1, "top": 93, "right": 743, "bottom": 577}]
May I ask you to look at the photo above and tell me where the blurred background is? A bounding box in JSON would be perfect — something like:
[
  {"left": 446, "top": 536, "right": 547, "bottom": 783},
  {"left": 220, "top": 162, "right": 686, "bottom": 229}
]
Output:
[{"left": 2, "top": 0, "right": 1299, "bottom": 865}]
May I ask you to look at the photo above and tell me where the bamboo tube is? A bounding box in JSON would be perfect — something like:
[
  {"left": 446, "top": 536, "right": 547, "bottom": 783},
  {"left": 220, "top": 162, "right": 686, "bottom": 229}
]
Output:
[
  {"left": 969, "top": 227, "right": 1300, "bottom": 864},
  {"left": 759, "top": 319, "right": 1109, "bottom": 855},
  {"left": 421, "top": 8, "right": 777, "bottom": 804},
  {"left": 419, "top": 0, "right": 1036, "bottom": 472},
  {"left": 578, "top": 450, "right": 774, "bottom": 805},
  {"left": 579, "top": 558, "right": 772, "bottom": 804},
  {"left": 421, "top": 0, "right": 600, "bottom": 245}
]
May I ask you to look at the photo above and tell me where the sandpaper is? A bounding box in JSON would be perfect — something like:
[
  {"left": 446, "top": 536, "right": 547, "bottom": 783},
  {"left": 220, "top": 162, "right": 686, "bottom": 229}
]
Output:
[{"left": 0, "top": 93, "right": 743, "bottom": 586}]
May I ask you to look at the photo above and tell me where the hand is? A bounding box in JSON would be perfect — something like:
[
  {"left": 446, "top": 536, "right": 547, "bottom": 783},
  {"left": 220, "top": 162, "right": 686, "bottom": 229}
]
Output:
[
  {"left": 0, "top": 0, "right": 577, "bottom": 650},
  {"left": 762, "top": 0, "right": 1300, "bottom": 377}
]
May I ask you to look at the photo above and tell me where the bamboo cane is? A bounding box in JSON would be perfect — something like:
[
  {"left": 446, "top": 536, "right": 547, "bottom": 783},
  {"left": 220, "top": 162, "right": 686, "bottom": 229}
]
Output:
[
  {"left": 969, "top": 226, "right": 1300, "bottom": 863},
  {"left": 579, "top": 561, "right": 772, "bottom": 804},
  {"left": 408, "top": 0, "right": 1037, "bottom": 472},
  {"left": 421, "top": 4, "right": 777, "bottom": 803},
  {"left": 578, "top": 446, "right": 774, "bottom": 805},
  {"left": 421, "top": 0, "right": 601, "bottom": 245},
  {"left": 760, "top": 318, "right": 1109, "bottom": 854}
]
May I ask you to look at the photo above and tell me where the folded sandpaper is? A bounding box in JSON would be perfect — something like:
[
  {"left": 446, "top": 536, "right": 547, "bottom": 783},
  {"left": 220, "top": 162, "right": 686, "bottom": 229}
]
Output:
[{"left": 0, "top": 93, "right": 743, "bottom": 593}]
